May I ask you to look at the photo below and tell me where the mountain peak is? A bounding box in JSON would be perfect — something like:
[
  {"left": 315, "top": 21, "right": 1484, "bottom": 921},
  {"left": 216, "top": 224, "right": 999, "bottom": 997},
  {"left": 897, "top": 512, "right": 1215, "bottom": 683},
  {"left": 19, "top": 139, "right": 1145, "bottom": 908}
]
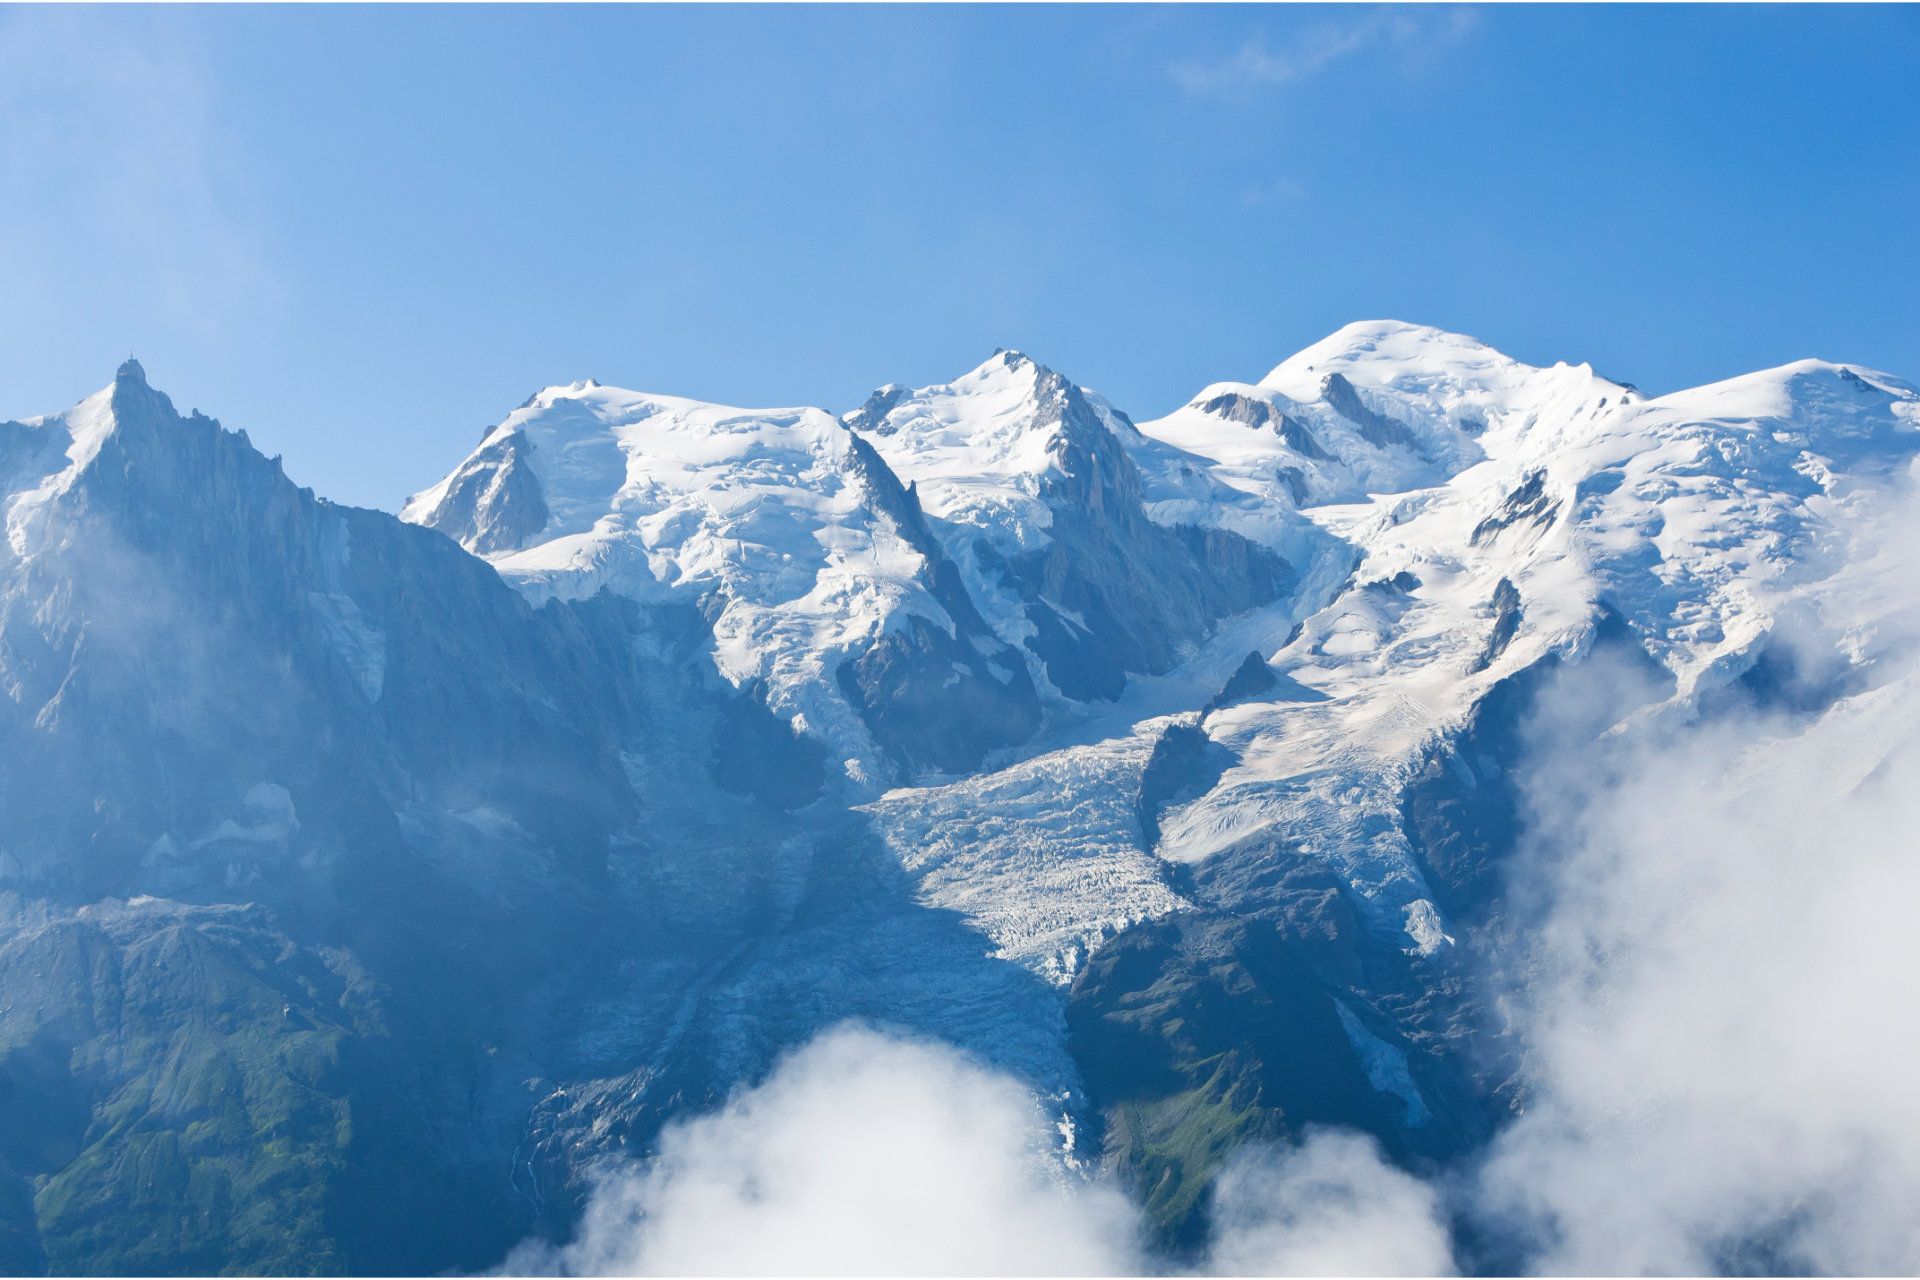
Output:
[
  {"left": 961, "top": 347, "right": 1050, "bottom": 387},
  {"left": 1323, "top": 318, "right": 1462, "bottom": 346},
  {"left": 106, "top": 356, "right": 179, "bottom": 425},
  {"left": 1647, "top": 357, "right": 1919, "bottom": 428},
  {"left": 1261, "top": 320, "right": 1514, "bottom": 394},
  {"left": 845, "top": 352, "right": 1066, "bottom": 438}
]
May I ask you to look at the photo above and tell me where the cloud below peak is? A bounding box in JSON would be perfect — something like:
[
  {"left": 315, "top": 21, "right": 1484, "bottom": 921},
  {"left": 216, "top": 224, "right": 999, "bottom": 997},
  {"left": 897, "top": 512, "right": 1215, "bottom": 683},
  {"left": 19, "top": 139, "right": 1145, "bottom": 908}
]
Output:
[{"left": 504, "top": 1025, "right": 1142, "bottom": 1277}]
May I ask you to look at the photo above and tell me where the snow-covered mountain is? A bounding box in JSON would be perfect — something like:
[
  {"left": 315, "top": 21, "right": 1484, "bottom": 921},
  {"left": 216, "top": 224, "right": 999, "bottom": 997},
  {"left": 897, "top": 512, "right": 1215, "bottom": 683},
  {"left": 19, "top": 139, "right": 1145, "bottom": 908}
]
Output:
[
  {"left": 405, "top": 350, "right": 1294, "bottom": 783},
  {"left": 2, "top": 323, "right": 1915, "bottom": 1274},
  {"left": 845, "top": 351, "right": 1294, "bottom": 707},
  {"left": 400, "top": 380, "right": 1035, "bottom": 781},
  {"left": 1130, "top": 324, "right": 1918, "bottom": 938}
]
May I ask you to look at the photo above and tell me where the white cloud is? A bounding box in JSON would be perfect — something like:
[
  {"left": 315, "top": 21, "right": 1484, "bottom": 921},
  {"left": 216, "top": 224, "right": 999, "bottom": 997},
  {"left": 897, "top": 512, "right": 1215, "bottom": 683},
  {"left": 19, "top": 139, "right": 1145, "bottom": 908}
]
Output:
[
  {"left": 1208, "top": 1130, "right": 1455, "bottom": 1276},
  {"left": 1472, "top": 471, "right": 1920, "bottom": 1274},
  {"left": 1241, "top": 177, "right": 1309, "bottom": 210},
  {"left": 507, "top": 1024, "right": 1142, "bottom": 1277}
]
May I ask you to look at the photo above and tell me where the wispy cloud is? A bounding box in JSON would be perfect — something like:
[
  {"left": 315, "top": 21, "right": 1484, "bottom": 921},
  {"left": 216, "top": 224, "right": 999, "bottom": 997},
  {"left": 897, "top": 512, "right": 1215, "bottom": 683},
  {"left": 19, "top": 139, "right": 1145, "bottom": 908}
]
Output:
[
  {"left": 1241, "top": 176, "right": 1309, "bottom": 210},
  {"left": 1171, "top": 7, "right": 1479, "bottom": 99},
  {"left": 0, "top": 8, "right": 278, "bottom": 355}
]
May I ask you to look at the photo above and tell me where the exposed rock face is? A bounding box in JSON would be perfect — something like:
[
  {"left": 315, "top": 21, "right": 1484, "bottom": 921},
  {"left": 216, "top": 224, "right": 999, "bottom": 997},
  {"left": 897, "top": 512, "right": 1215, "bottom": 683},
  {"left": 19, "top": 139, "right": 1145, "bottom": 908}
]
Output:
[
  {"left": 1474, "top": 577, "right": 1523, "bottom": 672},
  {"left": 1137, "top": 720, "right": 1234, "bottom": 850},
  {"left": 1194, "top": 390, "right": 1275, "bottom": 429},
  {"left": 1204, "top": 649, "right": 1281, "bottom": 715},
  {"left": 407, "top": 428, "right": 550, "bottom": 554},
  {"left": 1319, "top": 370, "right": 1426, "bottom": 453},
  {"left": 996, "top": 380, "right": 1292, "bottom": 701},
  {"left": 1471, "top": 468, "right": 1557, "bottom": 546},
  {"left": 834, "top": 433, "right": 1041, "bottom": 774},
  {"left": 849, "top": 355, "right": 1294, "bottom": 705}
]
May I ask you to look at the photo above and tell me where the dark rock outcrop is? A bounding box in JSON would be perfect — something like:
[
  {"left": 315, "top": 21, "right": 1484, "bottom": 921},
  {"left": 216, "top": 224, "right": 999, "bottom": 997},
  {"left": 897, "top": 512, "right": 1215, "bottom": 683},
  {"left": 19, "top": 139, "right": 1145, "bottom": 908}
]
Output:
[{"left": 989, "top": 374, "right": 1294, "bottom": 702}]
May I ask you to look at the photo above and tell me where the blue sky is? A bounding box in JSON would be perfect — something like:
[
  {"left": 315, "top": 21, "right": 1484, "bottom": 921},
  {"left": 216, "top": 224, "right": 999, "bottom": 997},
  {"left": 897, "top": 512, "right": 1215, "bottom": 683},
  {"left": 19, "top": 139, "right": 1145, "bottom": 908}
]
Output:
[{"left": 2, "top": 3, "right": 1916, "bottom": 510}]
